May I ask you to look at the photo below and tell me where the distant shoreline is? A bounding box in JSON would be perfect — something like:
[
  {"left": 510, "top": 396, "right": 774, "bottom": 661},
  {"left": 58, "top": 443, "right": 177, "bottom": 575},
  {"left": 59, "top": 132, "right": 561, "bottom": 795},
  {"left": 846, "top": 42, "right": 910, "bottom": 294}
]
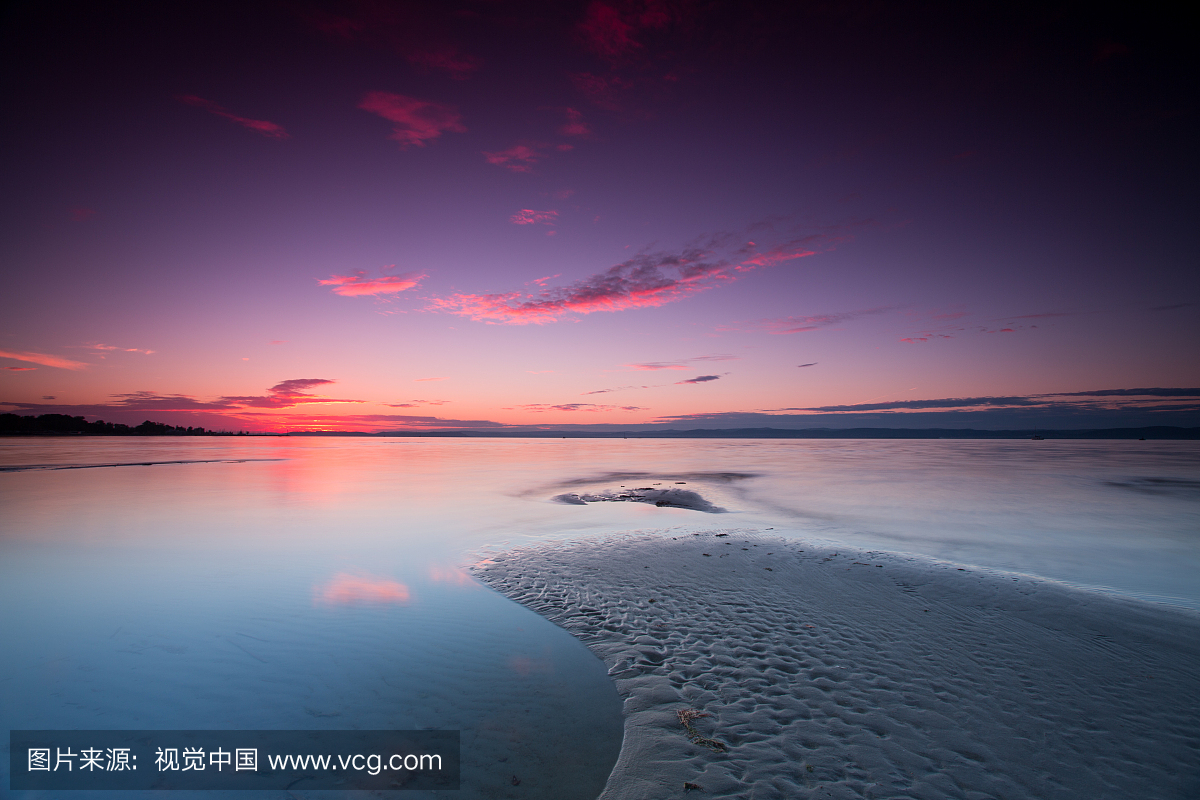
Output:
[
  {"left": 293, "top": 425, "right": 1200, "bottom": 440},
  {"left": 3, "top": 426, "right": 1199, "bottom": 440},
  {"left": 3, "top": 413, "right": 1198, "bottom": 439}
]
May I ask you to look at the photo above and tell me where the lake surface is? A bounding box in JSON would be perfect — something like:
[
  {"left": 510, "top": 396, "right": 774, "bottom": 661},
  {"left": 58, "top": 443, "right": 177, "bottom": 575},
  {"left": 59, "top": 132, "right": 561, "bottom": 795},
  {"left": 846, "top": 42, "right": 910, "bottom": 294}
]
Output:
[{"left": 2, "top": 437, "right": 1198, "bottom": 797}]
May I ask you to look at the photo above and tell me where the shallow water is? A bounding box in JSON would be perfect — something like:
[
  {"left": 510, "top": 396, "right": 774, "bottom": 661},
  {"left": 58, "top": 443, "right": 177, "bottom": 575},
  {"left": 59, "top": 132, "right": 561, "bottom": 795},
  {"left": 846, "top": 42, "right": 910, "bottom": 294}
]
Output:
[{"left": 2, "top": 437, "right": 1198, "bottom": 797}]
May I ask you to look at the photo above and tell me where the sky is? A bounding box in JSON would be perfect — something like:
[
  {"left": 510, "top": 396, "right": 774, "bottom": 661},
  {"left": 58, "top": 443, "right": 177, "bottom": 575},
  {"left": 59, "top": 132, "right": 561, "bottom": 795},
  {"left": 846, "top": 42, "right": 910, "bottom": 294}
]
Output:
[{"left": 2, "top": 1, "right": 1197, "bottom": 432}]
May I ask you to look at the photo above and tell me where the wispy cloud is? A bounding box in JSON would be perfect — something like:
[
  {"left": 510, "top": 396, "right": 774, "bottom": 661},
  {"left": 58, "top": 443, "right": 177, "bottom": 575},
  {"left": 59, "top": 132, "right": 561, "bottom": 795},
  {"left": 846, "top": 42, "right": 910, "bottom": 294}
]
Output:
[
  {"left": 0, "top": 349, "right": 88, "bottom": 370},
  {"left": 85, "top": 343, "right": 155, "bottom": 355},
  {"left": 5, "top": 366, "right": 36, "bottom": 371},
  {"left": 217, "top": 379, "right": 365, "bottom": 409},
  {"left": 583, "top": 385, "right": 652, "bottom": 395},
  {"left": 426, "top": 232, "right": 823, "bottom": 325},
  {"left": 896, "top": 308, "right": 975, "bottom": 342},
  {"left": 384, "top": 399, "right": 450, "bottom": 408},
  {"left": 404, "top": 46, "right": 480, "bottom": 79},
  {"left": 624, "top": 354, "right": 739, "bottom": 371},
  {"left": 998, "top": 311, "right": 1074, "bottom": 320},
  {"left": 318, "top": 268, "right": 425, "bottom": 297},
  {"left": 577, "top": 1, "right": 674, "bottom": 63},
  {"left": 304, "top": 5, "right": 480, "bottom": 79},
  {"left": 1, "top": 391, "right": 226, "bottom": 414},
  {"left": 0, "top": 383, "right": 511, "bottom": 433},
  {"left": 484, "top": 143, "right": 543, "bottom": 172},
  {"left": 359, "top": 91, "right": 466, "bottom": 148},
  {"left": 1053, "top": 387, "right": 1200, "bottom": 398},
  {"left": 798, "top": 362, "right": 818, "bottom": 367},
  {"left": 645, "top": 388, "right": 1200, "bottom": 429},
  {"left": 1, "top": 379, "right": 366, "bottom": 414},
  {"left": 515, "top": 403, "right": 643, "bottom": 412},
  {"left": 289, "top": 413, "right": 505, "bottom": 430},
  {"left": 727, "top": 307, "right": 895, "bottom": 335},
  {"left": 511, "top": 209, "right": 558, "bottom": 225},
  {"left": 772, "top": 388, "right": 1200, "bottom": 414},
  {"left": 560, "top": 107, "right": 591, "bottom": 136},
  {"left": 569, "top": 72, "right": 631, "bottom": 111},
  {"left": 177, "top": 95, "right": 289, "bottom": 139},
  {"left": 628, "top": 361, "right": 689, "bottom": 371},
  {"left": 781, "top": 396, "right": 1043, "bottom": 413},
  {"left": 677, "top": 375, "right": 721, "bottom": 384}
]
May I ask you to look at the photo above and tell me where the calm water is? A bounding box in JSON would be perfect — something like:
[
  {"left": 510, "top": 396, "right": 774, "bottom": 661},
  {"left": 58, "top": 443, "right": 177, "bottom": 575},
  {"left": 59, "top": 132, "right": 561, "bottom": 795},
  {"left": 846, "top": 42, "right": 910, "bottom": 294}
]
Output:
[{"left": 2, "top": 437, "right": 1198, "bottom": 797}]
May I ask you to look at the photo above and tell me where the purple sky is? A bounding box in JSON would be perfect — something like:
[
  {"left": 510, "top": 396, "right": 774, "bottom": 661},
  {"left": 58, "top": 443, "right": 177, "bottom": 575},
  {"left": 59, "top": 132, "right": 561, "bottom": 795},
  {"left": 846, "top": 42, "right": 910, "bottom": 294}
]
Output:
[{"left": 2, "top": 1, "right": 1197, "bottom": 432}]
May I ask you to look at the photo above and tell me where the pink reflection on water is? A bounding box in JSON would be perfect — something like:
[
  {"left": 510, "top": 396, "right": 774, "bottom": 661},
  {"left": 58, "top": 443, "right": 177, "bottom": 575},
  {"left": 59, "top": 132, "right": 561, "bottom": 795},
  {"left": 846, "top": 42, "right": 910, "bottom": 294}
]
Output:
[
  {"left": 314, "top": 573, "right": 410, "bottom": 605},
  {"left": 428, "top": 564, "right": 479, "bottom": 588},
  {"left": 508, "top": 655, "right": 554, "bottom": 677}
]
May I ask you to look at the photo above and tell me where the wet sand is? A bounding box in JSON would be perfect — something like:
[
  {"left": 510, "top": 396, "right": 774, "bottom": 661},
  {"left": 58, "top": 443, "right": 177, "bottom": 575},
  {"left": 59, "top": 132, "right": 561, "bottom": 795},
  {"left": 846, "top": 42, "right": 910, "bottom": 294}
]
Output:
[{"left": 474, "top": 529, "right": 1200, "bottom": 800}]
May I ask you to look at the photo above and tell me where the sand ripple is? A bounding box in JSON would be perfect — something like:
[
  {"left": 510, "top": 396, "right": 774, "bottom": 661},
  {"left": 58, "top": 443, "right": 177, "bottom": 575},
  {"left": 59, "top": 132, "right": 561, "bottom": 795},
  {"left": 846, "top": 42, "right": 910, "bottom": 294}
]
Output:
[{"left": 475, "top": 531, "right": 1200, "bottom": 800}]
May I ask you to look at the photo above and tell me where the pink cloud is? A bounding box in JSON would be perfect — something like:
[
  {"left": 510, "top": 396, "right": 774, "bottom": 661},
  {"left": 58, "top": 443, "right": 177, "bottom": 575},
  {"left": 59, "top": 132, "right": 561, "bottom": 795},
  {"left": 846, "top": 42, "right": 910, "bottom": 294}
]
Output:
[
  {"left": 511, "top": 209, "right": 558, "bottom": 225},
  {"left": 570, "top": 72, "right": 631, "bottom": 111},
  {"left": 314, "top": 573, "right": 410, "bottom": 606},
  {"left": 405, "top": 46, "right": 480, "bottom": 79},
  {"left": 900, "top": 337, "right": 929, "bottom": 343},
  {"left": 516, "top": 403, "right": 642, "bottom": 412},
  {"left": 5, "top": 366, "right": 36, "bottom": 371},
  {"left": 999, "top": 311, "right": 1074, "bottom": 319},
  {"left": 560, "top": 107, "right": 591, "bottom": 136},
  {"left": 319, "top": 268, "right": 425, "bottom": 297},
  {"left": 723, "top": 307, "right": 894, "bottom": 335},
  {"left": 677, "top": 375, "right": 721, "bottom": 384},
  {"left": 86, "top": 343, "right": 155, "bottom": 355},
  {"left": 0, "top": 349, "right": 87, "bottom": 370},
  {"left": 627, "top": 362, "right": 689, "bottom": 371},
  {"left": 483, "top": 143, "right": 543, "bottom": 172},
  {"left": 69, "top": 207, "right": 96, "bottom": 222},
  {"left": 428, "top": 249, "right": 738, "bottom": 325},
  {"left": 177, "top": 95, "right": 290, "bottom": 139},
  {"left": 358, "top": 91, "right": 466, "bottom": 148},
  {"left": 577, "top": 1, "right": 672, "bottom": 63},
  {"left": 738, "top": 243, "right": 817, "bottom": 268},
  {"left": 385, "top": 399, "right": 449, "bottom": 407},
  {"left": 426, "top": 225, "right": 845, "bottom": 324},
  {"left": 304, "top": 6, "right": 480, "bottom": 79},
  {"left": 768, "top": 310, "right": 884, "bottom": 334},
  {"left": 218, "top": 379, "right": 365, "bottom": 409},
  {"left": 583, "top": 385, "right": 651, "bottom": 395}
]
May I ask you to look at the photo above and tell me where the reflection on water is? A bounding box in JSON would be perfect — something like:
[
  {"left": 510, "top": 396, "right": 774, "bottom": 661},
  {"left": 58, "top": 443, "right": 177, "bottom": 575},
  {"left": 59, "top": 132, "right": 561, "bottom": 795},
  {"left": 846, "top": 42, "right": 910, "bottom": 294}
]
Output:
[
  {"left": 314, "top": 573, "right": 412, "bottom": 605},
  {"left": 2, "top": 436, "right": 1199, "bottom": 797}
]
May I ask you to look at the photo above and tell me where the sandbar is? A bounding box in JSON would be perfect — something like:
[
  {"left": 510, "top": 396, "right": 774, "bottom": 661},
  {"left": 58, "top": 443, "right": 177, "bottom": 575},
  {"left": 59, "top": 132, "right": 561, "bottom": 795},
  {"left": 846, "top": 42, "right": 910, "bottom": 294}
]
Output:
[{"left": 474, "top": 529, "right": 1200, "bottom": 800}]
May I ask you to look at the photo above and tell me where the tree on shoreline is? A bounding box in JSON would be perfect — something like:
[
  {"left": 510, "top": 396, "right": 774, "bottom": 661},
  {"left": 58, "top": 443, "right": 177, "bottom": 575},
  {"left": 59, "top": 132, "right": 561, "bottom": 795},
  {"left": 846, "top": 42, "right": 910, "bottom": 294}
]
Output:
[{"left": 0, "top": 413, "right": 217, "bottom": 436}]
